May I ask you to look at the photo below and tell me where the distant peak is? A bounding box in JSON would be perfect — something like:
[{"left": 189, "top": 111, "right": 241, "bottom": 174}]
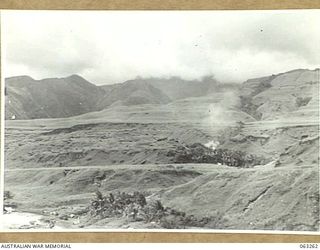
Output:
[
  {"left": 283, "top": 68, "right": 309, "bottom": 74},
  {"left": 66, "top": 74, "right": 86, "bottom": 81},
  {"left": 6, "top": 75, "right": 34, "bottom": 81}
]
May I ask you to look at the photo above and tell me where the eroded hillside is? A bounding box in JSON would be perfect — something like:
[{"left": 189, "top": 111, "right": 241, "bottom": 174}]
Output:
[{"left": 240, "top": 69, "right": 319, "bottom": 121}]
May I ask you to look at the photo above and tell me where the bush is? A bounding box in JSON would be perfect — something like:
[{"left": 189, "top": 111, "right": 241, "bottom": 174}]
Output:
[{"left": 88, "top": 191, "right": 214, "bottom": 229}]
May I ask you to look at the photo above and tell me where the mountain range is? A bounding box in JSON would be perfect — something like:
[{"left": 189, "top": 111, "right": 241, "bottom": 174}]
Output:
[
  {"left": 5, "top": 75, "right": 229, "bottom": 120},
  {"left": 5, "top": 68, "right": 319, "bottom": 121}
]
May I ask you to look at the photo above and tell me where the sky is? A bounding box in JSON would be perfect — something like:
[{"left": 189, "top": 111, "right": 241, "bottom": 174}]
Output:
[{"left": 2, "top": 10, "right": 320, "bottom": 85}]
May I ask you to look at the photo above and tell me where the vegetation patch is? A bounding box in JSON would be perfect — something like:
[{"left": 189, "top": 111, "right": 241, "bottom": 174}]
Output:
[
  {"left": 87, "top": 191, "right": 218, "bottom": 229},
  {"left": 171, "top": 143, "right": 266, "bottom": 167}
]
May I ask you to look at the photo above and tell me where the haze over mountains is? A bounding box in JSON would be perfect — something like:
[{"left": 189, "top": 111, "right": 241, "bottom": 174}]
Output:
[{"left": 5, "top": 68, "right": 319, "bottom": 121}]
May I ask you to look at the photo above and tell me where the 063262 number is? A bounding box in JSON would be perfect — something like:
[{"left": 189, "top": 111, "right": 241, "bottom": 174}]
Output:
[{"left": 300, "top": 244, "right": 319, "bottom": 249}]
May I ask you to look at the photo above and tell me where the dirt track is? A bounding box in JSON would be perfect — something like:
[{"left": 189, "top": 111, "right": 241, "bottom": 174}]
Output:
[{"left": 4, "top": 163, "right": 273, "bottom": 172}]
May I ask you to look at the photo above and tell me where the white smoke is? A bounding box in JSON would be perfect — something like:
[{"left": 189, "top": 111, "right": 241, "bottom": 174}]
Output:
[
  {"left": 204, "top": 90, "right": 241, "bottom": 129},
  {"left": 204, "top": 140, "right": 220, "bottom": 150}
]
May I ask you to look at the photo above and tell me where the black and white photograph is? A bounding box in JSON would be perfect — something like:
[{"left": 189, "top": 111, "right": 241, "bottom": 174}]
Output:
[{"left": 1, "top": 10, "right": 319, "bottom": 232}]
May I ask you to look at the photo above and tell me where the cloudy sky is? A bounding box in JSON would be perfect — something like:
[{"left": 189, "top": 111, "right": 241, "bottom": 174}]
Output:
[{"left": 2, "top": 10, "right": 319, "bottom": 85}]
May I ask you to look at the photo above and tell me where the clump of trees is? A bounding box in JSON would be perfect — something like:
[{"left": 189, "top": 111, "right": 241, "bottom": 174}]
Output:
[
  {"left": 88, "top": 191, "right": 214, "bottom": 229},
  {"left": 172, "top": 143, "right": 265, "bottom": 167}
]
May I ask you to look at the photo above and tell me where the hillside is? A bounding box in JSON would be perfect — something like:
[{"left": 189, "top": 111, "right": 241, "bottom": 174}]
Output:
[
  {"left": 99, "top": 76, "right": 231, "bottom": 101},
  {"left": 145, "top": 76, "right": 231, "bottom": 100},
  {"left": 5, "top": 75, "right": 104, "bottom": 120},
  {"left": 240, "top": 68, "right": 319, "bottom": 120},
  {"left": 97, "top": 79, "right": 171, "bottom": 108}
]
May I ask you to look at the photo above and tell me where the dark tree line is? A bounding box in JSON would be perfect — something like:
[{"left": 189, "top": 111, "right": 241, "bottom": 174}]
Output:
[{"left": 171, "top": 143, "right": 265, "bottom": 167}]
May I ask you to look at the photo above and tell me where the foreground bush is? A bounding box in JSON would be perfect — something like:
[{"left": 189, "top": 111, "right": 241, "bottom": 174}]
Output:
[{"left": 88, "top": 191, "right": 215, "bottom": 229}]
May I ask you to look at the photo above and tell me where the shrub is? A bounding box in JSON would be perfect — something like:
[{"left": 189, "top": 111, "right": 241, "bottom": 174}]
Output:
[{"left": 88, "top": 191, "right": 215, "bottom": 229}]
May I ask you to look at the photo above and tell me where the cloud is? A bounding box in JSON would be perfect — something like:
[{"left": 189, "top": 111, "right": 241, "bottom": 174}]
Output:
[{"left": 2, "top": 10, "right": 320, "bottom": 85}]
